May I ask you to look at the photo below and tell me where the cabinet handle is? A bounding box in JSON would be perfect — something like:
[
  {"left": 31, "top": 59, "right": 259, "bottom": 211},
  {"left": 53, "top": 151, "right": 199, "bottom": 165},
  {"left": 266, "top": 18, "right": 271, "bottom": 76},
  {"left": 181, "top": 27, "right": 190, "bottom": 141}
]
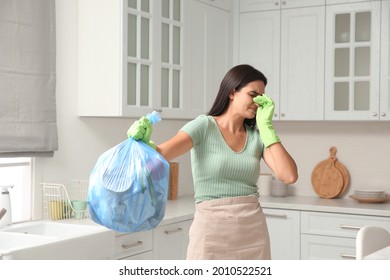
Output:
[
  {"left": 265, "top": 213, "right": 288, "bottom": 219},
  {"left": 340, "top": 253, "right": 356, "bottom": 259},
  {"left": 372, "top": 112, "right": 378, "bottom": 117},
  {"left": 339, "top": 224, "right": 362, "bottom": 230},
  {"left": 381, "top": 113, "right": 386, "bottom": 117},
  {"left": 275, "top": 1, "right": 279, "bottom": 6},
  {"left": 153, "top": 109, "right": 163, "bottom": 113},
  {"left": 164, "top": 227, "right": 183, "bottom": 235},
  {"left": 122, "top": 241, "right": 143, "bottom": 249}
]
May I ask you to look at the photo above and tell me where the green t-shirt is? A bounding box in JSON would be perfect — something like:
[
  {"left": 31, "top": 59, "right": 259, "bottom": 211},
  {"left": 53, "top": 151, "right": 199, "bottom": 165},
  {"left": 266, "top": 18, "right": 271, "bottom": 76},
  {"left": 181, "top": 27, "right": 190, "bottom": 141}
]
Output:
[{"left": 180, "top": 115, "right": 264, "bottom": 203}]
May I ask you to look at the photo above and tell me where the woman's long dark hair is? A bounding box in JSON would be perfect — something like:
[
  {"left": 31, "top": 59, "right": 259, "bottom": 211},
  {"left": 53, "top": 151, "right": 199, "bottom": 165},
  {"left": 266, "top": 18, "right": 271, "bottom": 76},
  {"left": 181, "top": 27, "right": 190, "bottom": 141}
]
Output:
[{"left": 208, "top": 64, "right": 268, "bottom": 127}]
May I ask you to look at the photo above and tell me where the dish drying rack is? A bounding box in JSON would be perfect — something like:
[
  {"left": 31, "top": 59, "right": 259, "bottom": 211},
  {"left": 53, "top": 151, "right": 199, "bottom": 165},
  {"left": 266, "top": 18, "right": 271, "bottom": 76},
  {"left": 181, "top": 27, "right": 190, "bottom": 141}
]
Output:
[{"left": 42, "top": 180, "right": 89, "bottom": 220}]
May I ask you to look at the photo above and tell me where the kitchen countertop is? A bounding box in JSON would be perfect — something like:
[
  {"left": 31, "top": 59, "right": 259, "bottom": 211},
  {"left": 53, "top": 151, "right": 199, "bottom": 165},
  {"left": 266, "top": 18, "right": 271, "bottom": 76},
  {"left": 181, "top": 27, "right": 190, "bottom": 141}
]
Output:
[
  {"left": 161, "top": 195, "right": 390, "bottom": 221},
  {"left": 259, "top": 195, "right": 390, "bottom": 217},
  {"left": 63, "top": 194, "right": 390, "bottom": 230}
]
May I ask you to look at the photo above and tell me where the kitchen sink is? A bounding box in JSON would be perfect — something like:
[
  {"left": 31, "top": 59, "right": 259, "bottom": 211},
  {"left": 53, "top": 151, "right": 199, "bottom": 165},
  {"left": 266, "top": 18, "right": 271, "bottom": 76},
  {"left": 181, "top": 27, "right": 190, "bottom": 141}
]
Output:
[
  {"left": 0, "top": 231, "right": 56, "bottom": 251},
  {"left": 2, "top": 221, "right": 106, "bottom": 238},
  {"left": 0, "top": 220, "right": 115, "bottom": 260}
]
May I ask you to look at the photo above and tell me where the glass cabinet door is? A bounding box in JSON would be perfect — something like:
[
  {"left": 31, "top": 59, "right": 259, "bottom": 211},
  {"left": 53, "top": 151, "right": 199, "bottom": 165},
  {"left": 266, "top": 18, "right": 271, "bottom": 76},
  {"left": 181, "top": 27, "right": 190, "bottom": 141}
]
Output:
[
  {"left": 325, "top": 2, "right": 380, "bottom": 120},
  {"left": 160, "top": 0, "right": 182, "bottom": 111},
  {"left": 125, "top": 0, "right": 182, "bottom": 116},
  {"left": 126, "top": 0, "right": 152, "bottom": 109}
]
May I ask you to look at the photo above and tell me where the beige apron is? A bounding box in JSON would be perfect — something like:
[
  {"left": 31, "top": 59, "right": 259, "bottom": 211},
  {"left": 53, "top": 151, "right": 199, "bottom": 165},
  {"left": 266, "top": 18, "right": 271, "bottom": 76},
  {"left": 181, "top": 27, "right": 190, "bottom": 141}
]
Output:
[{"left": 186, "top": 195, "right": 271, "bottom": 260}]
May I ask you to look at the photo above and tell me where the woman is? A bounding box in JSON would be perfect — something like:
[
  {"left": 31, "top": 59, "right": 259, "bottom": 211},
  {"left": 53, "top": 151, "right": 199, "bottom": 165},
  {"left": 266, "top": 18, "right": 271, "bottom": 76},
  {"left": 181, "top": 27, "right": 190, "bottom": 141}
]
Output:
[{"left": 128, "top": 64, "right": 298, "bottom": 259}]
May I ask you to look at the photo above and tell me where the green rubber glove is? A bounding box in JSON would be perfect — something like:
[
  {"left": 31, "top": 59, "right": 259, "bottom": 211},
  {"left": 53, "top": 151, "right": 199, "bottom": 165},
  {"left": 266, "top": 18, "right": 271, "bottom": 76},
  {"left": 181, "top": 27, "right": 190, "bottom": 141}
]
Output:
[
  {"left": 253, "top": 94, "right": 280, "bottom": 148},
  {"left": 127, "top": 117, "right": 156, "bottom": 149}
]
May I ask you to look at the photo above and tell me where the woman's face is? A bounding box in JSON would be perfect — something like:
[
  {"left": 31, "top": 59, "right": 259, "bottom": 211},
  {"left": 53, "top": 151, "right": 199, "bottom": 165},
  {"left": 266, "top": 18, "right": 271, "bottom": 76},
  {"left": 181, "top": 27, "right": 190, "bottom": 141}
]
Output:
[{"left": 231, "top": 80, "right": 265, "bottom": 119}]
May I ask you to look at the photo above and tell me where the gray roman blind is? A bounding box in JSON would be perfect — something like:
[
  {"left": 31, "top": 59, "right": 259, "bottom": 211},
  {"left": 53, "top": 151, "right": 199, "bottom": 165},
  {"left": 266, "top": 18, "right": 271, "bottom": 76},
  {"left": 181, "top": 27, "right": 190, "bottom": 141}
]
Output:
[{"left": 0, "top": 0, "right": 57, "bottom": 157}]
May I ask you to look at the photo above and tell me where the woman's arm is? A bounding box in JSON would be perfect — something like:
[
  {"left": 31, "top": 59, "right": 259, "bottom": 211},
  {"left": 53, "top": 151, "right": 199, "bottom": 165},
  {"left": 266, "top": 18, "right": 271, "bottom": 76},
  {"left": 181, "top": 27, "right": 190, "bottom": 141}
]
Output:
[
  {"left": 262, "top": 143, "right": 298, "bottom": 184},
  {"left": 156, "top": 131, "right": 193, "bottom": 162}
]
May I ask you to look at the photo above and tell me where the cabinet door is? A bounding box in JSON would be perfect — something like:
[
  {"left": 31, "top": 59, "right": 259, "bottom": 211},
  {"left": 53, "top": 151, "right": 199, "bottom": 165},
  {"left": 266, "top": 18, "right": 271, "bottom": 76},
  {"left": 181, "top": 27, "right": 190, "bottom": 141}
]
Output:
[
  {"left": 263, "top": 208, "right": 300, "bottom": 260},
  {"left": 279, "top": 6, "right": 325, "bottom": 120},
  {"left": 111, "top": 230, "right": 153, "bottom": 260},
  {"left": 325, "top": 2, "right": 381, "bottom": 120},
  {"left": 380, "top": 0, "right": 390, "bottom": 120},
  {"left": 153, "top": 220, "right": 191, "bottom": 260},
  {"left": 238, "top": 5, "right": 325, "bottom": 120},
  {"left": 238, "top": 10, "right": 281, "bottom": 117},
  {"left": 184, "top": 0, "right": 232, "bottom": 116},
  {"left": 301, "top": 234, "right": 356, "bottom": 260}
]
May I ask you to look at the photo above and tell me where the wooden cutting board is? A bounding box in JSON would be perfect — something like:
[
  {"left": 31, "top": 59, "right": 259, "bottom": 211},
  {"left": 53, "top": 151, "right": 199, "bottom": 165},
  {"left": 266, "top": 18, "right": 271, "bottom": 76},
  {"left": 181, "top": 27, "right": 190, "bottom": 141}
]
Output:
[{"left": 311, "top": 147, "right": 350, "bottom": 198}]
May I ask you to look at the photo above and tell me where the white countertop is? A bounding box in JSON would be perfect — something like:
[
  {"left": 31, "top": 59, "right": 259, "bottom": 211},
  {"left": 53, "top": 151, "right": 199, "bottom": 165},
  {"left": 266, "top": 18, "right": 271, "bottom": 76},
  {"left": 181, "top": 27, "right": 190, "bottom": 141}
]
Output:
[
  {"left": 59, "top": 194, "right": 390, "bottom": 231},
  {"left": 259, "top": 195, "right": 390, "bottom": 217},
  {"left": 161, "top": 195, "right": 390, "bottom": 222}
]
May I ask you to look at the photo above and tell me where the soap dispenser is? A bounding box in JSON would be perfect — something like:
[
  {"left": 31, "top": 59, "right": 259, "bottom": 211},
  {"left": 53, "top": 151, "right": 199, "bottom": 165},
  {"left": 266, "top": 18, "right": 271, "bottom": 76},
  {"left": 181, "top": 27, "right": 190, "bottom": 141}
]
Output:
[{"left": 0, "top": 185, "right": 13, "bottom": 229}]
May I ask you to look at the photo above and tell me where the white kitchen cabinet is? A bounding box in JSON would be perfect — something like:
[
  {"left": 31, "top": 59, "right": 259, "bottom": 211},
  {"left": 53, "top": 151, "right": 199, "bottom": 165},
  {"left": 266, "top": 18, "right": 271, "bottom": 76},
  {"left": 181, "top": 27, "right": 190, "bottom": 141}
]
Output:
[
  {"left": 198, "top": 0, "right": 233, "bottom": 11},
  {"left": 263, "top": 208, "right": 300, "bottom": 260},
  {"left": 301, "top": 234, "right": 356, "bottom": 260},
  {"left": 240, "top": 0, "right": 324, "bottom": 12},
  {"left": 110, "top": 230, "right": 153, "bottom": 260},
  {"left": 324, "top": 1, "right": 382, "bottom": 120},
  {"left": 300, "top": 211, "right": 390, "bottom": 260},
  {"left": 153, "top": 219, "right": 192, "bottom": 260},
  {"left": 238, "top": 1, "right": 325, "bottom": 120},
  {"left": 184, "top": 0, "right": 233, "bottom": 115},
  {"left": 78, "top": 0, "right": 199, "bottom": 119},
  {"left": 380, "top": 0, "right": 390, "bottom": 120}
]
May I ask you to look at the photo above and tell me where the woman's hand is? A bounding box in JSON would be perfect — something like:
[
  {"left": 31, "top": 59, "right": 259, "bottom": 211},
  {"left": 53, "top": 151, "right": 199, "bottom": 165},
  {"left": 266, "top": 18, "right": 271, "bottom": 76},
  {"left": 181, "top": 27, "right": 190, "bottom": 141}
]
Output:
[
  {"left": 253, "top": 94, "right": 280, "bottom": 148},
  {"left": 127, "top": 117, "right": 156, "bottom": 149}
]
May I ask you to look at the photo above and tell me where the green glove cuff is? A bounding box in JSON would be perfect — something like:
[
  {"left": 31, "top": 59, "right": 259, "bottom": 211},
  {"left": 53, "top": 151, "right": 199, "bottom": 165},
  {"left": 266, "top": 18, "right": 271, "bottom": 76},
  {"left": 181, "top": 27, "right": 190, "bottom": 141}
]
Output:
[
  {"left": 257, "top": 122, "right": 280, "bottom": 148},
  {"left": 148, "top": 140, "right": 157, "bottom": 150}
]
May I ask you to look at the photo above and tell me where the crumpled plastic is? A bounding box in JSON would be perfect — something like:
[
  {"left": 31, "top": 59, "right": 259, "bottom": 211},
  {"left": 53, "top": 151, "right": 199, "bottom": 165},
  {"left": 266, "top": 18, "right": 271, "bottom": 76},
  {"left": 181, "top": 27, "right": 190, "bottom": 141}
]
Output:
[{"left": 87, "top": 112, "right": 170, "bottom": 233}]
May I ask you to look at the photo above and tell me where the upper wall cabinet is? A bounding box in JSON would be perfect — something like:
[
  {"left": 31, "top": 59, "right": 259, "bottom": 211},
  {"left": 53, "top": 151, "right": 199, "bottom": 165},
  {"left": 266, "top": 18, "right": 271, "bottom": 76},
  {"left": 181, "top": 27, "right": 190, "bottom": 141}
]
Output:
[
  {"left": 78, "top": 0, "right": 185, "bottom": 118},
  {"left": 78, "top": 0, "right": 232, "bottom": 119},
  {"left": 197, "top": 0, "right": 233, "bottom": 11},
  {"left": 240, "top": 0, "right": 325, "bottom": 12},
  {"left": 324, "top": 1, "right": 382, "bottom": 120},
  {"left": 184, "top": 0, "right": 233, "bottom": 115},
  {"left": 238, "top": 0, "right": 325, "bottom": 120}
]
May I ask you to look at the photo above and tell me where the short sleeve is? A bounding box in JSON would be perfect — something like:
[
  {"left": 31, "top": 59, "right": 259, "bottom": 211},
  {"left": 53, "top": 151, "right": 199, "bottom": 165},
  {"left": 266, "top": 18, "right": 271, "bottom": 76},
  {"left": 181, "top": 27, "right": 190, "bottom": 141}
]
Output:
[{"left": 179, "top": 115, "right": 209, "bottom": 147}]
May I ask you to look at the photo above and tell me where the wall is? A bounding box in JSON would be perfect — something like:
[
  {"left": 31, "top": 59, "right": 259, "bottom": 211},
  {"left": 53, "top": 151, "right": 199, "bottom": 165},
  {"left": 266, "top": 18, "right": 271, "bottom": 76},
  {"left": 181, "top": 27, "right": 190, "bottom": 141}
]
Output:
[{"left": 34, "top": 0, "right": 390, "bottom": 217}]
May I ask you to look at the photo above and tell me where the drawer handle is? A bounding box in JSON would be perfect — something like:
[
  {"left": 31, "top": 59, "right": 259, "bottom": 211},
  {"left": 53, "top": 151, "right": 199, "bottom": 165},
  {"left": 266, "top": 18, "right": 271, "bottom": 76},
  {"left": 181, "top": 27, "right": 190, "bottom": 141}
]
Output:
[
  {"left": 122, "top": 241, "right": 143, "bottom": 249},
  {"left": 164, "top": 227, "right": 183, "bottom": 235},
  {"left": 265, "top": 213, "right": 288, "bottom": 219},
  {"left": 340, "top": 253, "right": 356, "bottom": 259},
  {"left": 340, "top": 224, "right": 362, "bottom": 230}
]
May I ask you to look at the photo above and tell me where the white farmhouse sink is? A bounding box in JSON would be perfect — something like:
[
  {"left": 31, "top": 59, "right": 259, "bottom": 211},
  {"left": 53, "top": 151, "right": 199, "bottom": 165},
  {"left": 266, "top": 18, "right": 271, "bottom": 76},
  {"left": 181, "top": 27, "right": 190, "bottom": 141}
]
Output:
[
  {"left": 3, "top": 221, "right": 106, "bottom": 238},
  {"left": 0, "top": 220, "right": 115, "bottom": 260},
  {"left": 0, "top": 231, "right": 56, "bottom": 251}
]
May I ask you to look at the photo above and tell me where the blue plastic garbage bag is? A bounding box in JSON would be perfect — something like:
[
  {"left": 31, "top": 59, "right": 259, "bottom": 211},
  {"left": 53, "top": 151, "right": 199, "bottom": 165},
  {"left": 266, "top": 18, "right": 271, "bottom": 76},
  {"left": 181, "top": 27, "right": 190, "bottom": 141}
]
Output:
[{"left": 87, "top": 112, "right": 170, "bottom": 233}]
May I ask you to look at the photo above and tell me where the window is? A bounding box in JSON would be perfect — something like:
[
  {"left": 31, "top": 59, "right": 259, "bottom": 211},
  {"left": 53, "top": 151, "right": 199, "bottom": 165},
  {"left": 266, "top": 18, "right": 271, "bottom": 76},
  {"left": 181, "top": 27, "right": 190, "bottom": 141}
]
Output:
[{"left": 0, "top": 158, "right": 32, "bottom": 223}]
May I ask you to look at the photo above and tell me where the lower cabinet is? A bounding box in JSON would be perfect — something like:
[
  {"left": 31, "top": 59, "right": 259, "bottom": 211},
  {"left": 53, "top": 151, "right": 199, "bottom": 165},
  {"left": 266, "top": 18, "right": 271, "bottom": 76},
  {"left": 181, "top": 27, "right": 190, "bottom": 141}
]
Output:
[
  {"left": 110, "top": 219, "right": 193, "bottom": 260},
  {"left": 111, "top": 230, "right": 153, "bottom": 260},
  {"left": 264, "top": 207, "right": 390, "bottom": 260},
  {"left": 153, "top": 220, "right": 192, "bottom": 260},
  {"left": 263, "top": 208, "right": 300, "bottom": 260},
  {"left": 300, "top": 211, "right": 390, "bottom": 260}
]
